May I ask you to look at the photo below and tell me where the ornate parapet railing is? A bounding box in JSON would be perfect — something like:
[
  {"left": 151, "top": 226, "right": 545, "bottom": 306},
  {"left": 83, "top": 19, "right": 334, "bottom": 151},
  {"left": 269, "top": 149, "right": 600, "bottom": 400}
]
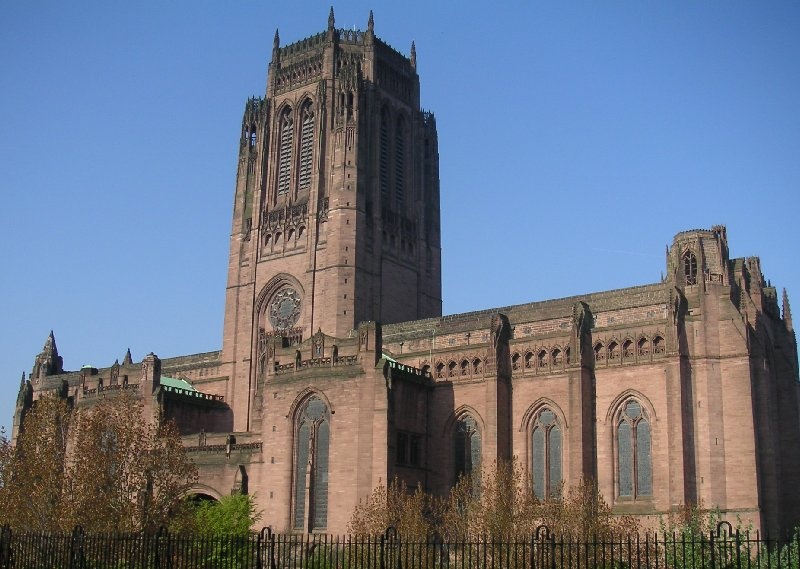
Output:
[
  {"left": 186, "top": 441, "right": 262, "bottom": 454},
  {"left": 386, "top": 360, "right": 432, "bottom": 380},
  {"left": 274, "top": 355, "right": 359, "bottom": 375},
  {"left": 82, "top": 383, "right": 140, "bottom": 398},
  {"left": 162, "top": 384, "right": 224, "bottom": 402}
]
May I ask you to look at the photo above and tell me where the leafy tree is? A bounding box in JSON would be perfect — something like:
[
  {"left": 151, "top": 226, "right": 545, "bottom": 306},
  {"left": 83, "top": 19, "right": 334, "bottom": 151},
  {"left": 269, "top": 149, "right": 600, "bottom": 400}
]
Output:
[
  {"left": 189, "top": 494, "right": 262, "bottom": 535},
  {"left": 349, "top": 478, "right": 433, "bottom": 538},
  {"left": 62, "top": 393, "right": 197, "bottom": 533},
  {"left": 0, "top": 392, "right": 196, "bottom": 533},
  {"left": 0, "top": 396, "right": 71, "bottom": 531},
  {"left": 350, "top": 459, "right": 640, "bottom": 543}
]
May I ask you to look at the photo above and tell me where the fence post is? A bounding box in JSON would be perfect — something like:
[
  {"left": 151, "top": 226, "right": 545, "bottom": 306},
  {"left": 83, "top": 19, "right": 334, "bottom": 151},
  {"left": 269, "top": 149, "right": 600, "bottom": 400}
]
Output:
[
  {"left": 383, "top": 526, "right": 398, "bottom": 569},
  {"left": 258, "top": 526, "right": 277, "bottom": 569},
  {"left": 69, "top": 526, "right": 84, "bottom": 569},
  {"left": 536, "top": 524, "right": 555, "bottom": 569},
  {"left": 153, "top": 526, "right": 168, "bottom": 569},
  {"left": 256, "top": 528, "right": 263, "bottom": 569},
  {"left": 0, "top": 525, "right": 10, "bottom": 569}
]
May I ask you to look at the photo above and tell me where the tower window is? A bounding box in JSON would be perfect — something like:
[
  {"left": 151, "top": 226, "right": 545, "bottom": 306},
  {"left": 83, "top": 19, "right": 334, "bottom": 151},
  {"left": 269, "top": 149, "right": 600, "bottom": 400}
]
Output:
[
  {"left": 277, "top": 109, "right": 294, "bottom": 196},
  {"left": 379, "top": 108, "right": 390, "bottom": 202},
  {"left": 298, "top": 104, "right": 314, "bottom": 190},
  {"left": 395, "top": 116, "right": 405, "bottom": 210},
  {"left": 683, "top": 250, "right": 698, "bottom": 285},
  {"left": 532, "top": 408, "right": 562, "bottom": 500}
]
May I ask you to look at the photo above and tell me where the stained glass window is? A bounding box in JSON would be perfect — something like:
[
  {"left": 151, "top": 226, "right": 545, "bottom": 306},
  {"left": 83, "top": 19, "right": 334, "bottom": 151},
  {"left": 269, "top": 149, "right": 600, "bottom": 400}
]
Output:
[
  {"left": 617, "top": 399, "right": 652, "bottom": 499},
  {"left": 531, "top": 408, "right": 562, "bottom": 500},
  {"left": 293, "top": 396, "right": 330, "bottom": 530},
  {"left": 455, "top": 415, "right": 481, "bottom": 482}
]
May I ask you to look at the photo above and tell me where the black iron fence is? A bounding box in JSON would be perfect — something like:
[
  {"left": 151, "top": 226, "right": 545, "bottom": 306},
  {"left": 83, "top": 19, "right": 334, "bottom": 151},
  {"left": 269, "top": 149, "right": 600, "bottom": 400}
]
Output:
[{"left": 0, "top": 522, "right": 798, "bottom": 569}]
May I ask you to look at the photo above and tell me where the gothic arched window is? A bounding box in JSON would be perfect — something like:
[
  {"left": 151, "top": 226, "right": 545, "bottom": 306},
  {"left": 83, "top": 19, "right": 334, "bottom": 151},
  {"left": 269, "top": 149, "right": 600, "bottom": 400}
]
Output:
[
  {"left": 379, "top": 108, "right": 390, "bottom": 203},
  {"left": 683, "top": 250, "right": 698, "bottom": 285},
  {"left": 531, "top": 408, "right": 562, "bottom": 500},
  {"left": 292, "top": 395, "right": 330, "bottom": 531},
  {"left": 298, "top": 103, "right": 315, "bottom": 191},
  {"left": 277, "top": 108, "right": 294, "bottom": 196},
  {"left": 394, "top": 116, "right": 406, "bottom": 210},
  {"left": 455, "top": 415, "right": 481, "bottom": 482},
  {"left": 617, "top": 399, "right": 652, "bottom": 499}
]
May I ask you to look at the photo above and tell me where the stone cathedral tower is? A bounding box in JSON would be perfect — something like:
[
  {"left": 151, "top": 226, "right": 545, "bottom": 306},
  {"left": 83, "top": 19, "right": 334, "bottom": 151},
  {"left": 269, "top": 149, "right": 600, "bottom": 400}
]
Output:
[
  {"left": 16, "top": 8, "right": 800, "bottom": 537},
  {"left": 222, "top": 10, "right": 442, "bottom": 430}
]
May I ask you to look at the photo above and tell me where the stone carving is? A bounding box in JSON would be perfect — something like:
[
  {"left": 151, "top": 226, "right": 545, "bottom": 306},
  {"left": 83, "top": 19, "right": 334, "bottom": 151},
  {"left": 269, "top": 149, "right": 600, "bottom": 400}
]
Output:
[
  {"left": 313, "top": 329, "right": 324, "bottom": 358},
  {"left": 491, "top": 313, "right": 511, "bottom": 350},
  {"left": 269, "top": 288, "right": 302, "bottom": 331}
]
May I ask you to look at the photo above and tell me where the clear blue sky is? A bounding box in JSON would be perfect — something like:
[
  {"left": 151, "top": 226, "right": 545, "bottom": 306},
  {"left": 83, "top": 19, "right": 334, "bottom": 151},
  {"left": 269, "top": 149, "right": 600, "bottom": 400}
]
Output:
[{"left": 2, "top": 1, "right": 798, "bottom": 429}]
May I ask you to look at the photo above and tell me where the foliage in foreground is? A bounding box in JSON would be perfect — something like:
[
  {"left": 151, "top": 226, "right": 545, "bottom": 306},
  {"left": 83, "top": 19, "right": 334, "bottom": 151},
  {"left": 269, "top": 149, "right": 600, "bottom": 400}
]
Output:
[
  {"left": 0, "top": 393, "right": 197, "bottom": 533},
  {"left": 349, "top": 459, "right": 638, "bottom": 540},
  {"left": 170, "top": 493, "right": 263, "bottom": 535}
]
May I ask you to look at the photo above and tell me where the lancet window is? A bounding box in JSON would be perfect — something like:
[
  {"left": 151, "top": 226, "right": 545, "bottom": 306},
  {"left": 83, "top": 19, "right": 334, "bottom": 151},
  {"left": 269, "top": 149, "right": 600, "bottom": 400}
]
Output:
[
  {"left": 617, "top": 399, "right": 652, "bottom": 499},
  {"left": 531, "top": 408, "right": 562, "bottom": 500},
  {"left": 293, "top": 395, "right": 330, "bottom": 531},
  {"left": 298, "top": 103, "right": 315, "bottom": 191},
  {"left": 277, "top": 108, "right": 294, "bottom": 196},
  {"left": 394, "top": 116, "right": 405, "bottom": 210},
  {"left": 683, "top": 250, "right": 698, "bottom": 285},
  {"left": 379, "top": 108, "right": 390, "bottom": 202},
  {"left": 455, "top": 415, "right": 481, "bottom": 482}
]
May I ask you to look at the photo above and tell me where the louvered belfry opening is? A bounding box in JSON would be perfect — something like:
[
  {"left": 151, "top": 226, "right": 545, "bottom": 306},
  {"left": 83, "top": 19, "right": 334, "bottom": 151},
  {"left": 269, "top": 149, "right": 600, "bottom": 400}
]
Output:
[
  {"left": 298, "top": 103, "right": 314, "bottom": 191},
  {"left": 277, "top": 108, "right": 294, "bottom": 196}
]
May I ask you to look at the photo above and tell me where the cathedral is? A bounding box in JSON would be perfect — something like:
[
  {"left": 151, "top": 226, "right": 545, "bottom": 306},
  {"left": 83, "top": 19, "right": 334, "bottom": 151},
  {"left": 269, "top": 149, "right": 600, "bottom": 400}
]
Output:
[{"left": 14, "top": 10, "right": 800, "bottom": 536}]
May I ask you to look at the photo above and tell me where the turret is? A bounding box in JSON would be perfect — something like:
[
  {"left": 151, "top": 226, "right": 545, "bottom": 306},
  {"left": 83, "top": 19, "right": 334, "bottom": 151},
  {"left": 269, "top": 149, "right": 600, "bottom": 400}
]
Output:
[
  {"left": 31, "top": 330, "right": 64, "bottom": 380},
  {"left": 784, "top": 288, "right": 794, "bottom": 332},
  {"left": 667, "top": 226, "right": 730, "bottom": 289}
]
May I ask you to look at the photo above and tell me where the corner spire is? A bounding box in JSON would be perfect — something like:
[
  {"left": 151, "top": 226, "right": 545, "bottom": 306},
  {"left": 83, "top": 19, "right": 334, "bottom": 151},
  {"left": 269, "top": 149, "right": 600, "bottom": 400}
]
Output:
[
  {"left": 32, "top": 330, "right": 63, "bottom": 379},
  {"left": 410, "top": 41, "right": 417, "bottom": 69},
  {"left": 328, "top": 6, "right": 335, "bottom": 32},
  {"left": 368, "top": 10, "right": 374, "bottom": 33},
  {"left": 272, "top": 29, "right": 280, "bottom": 63},
  {"left": 123, "top": 347, "right": 133, "bottom": 366},
  {"left": 783, "top": 288, "right": 793, "bottom": 332}
]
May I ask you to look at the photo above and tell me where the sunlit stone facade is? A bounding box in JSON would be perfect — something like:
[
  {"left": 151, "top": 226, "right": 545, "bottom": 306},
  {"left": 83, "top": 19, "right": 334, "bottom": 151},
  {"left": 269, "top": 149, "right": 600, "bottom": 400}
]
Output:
[{"left": 16, "top": 11, "right": 800, "bottom": 536}]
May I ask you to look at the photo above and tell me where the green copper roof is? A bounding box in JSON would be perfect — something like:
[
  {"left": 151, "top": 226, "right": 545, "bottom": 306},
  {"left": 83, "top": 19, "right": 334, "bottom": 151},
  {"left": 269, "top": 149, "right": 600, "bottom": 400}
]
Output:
[{"left": 160, "top": 376, "right": 198, "bottom": 392}]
